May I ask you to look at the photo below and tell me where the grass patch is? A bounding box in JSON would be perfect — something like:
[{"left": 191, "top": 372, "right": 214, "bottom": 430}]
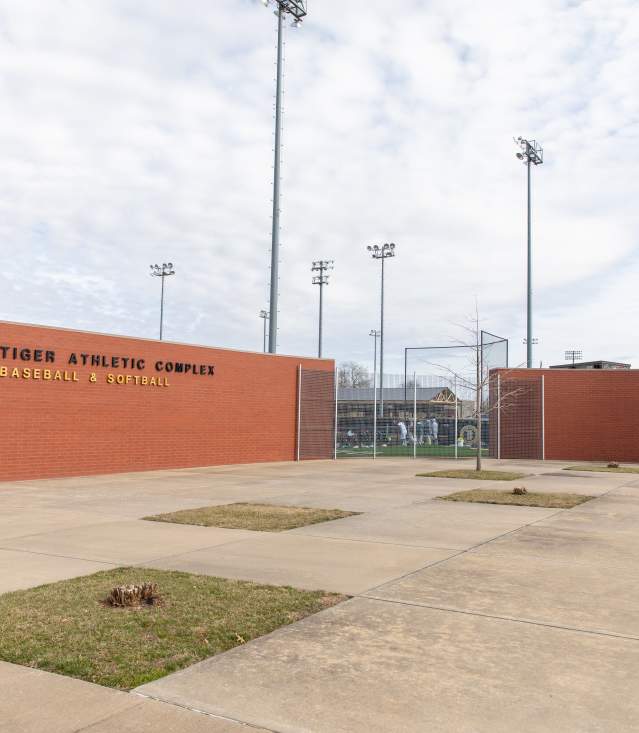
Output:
[
  {"left": 439, "top": 489, "right": 594, "bottom": 508},
  {"left": 417, "top": 469, "right": 527, "bottom": 481},
  {"left": 565, "top": 465, "right": 639, "bottom": 474},
  {"left": 143, "top": 503, "right": 358, "bottom": 532},
  {"left": 0, "top": 567, "right": 345, "bottom": 690}
]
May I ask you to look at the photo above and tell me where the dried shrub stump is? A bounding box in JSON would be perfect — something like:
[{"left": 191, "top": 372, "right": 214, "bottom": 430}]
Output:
[{"left": 105, "top": 583, "right": 161, "bottom": 608}]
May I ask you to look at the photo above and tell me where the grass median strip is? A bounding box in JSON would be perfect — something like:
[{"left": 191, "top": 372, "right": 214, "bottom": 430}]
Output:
[
  {"left": 417, "top": 469, "right": 527, "bottom": 481},
  {"left": 565, "top": 465, "right": 639, "bottom": 474},
  {"left": 143, "top": 503, "right": 359, "bottom": 531},
  {"left": 439, "top": 489, "right": 594, "bottom": 508},
  {"left": 0, "top": 567, "right": 346, "bottom": 690}
]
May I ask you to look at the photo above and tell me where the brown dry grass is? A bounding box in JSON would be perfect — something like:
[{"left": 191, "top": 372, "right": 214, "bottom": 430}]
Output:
[
  {"left": 143, "top": 503, "right": 358, "bottom": 531},
  {"left": 439, "top": 489, "right": 594, "bottom": 508},
  {"left": 417, "top": 470, "right": 527, "bottom": 481},
  {"left": 565, "top": 465, "right": 639, "bottom": 474}
]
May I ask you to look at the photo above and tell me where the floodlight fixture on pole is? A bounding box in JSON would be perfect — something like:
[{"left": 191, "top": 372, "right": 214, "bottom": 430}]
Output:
[
  {"left": 311, "top": 259, "right": 333, "bottom": 358},
  {"left": 367, "top": 243, "right": 396, "bottom": 417},
  {"left": 565, "top": 349, "right": 582, "bottom": 367},
  {"left": 514, "top": 136, "right": 543, "bottom": 369},
  {"left": 261, "top": 0, "right": 308, "bottom": 355},
  {"left": 259, "top": 310, "right": 270, "bottom": 353},
  {"left": 150, "top": 263, "right": 175, "bottom": 341}
]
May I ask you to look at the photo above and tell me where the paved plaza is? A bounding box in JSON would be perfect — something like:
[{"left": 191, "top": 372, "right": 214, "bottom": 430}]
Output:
[{"left": 0, "top": 458, "right": 638, "bottom": 732}]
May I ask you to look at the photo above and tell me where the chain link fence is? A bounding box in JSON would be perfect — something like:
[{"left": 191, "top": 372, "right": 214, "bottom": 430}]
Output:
[
  {"left": 488, "top": 371, "right": 544, "bottom": 460},
  {"left": 334, "top": 333, "right": 508, "bottom": 460},
  {"left": 293, "top": 336, "right": 524, "bottom": 463},
  {"left": 297, "top": 363, "right": 629, "bottom": 465},
  {"left": 336, "top": 374, "right": 481, "bottom": 458}
]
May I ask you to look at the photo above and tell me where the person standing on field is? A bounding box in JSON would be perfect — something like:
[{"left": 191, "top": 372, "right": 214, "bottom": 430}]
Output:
[{"left": 397, "top": 421, "right": 408, "bottom": 446}]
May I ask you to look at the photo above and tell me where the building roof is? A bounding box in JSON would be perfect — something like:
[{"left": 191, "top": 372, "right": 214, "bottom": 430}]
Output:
[
  {"left": 338, "top": 386, "right": 452, "bottom": 401},
  {"left": 549, "top": 360, "right": 631, "bottom": 370}
]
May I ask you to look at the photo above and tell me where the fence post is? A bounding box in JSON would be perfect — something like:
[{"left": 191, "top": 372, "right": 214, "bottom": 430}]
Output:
[
  {"left": 454, "top": 375, "right": 458, "bottom": 460},
  {"left": 541, "top": 373, "right": 545, "bottom": 460},
  {"left": 296, "top": 364, "right": 302, "bottom": 462},
  {"left": 333, "top": 366, "right": 338, "bottom": 460},
  {"left": 413, "top": 372, "right": 417, "bottom": 460},
  {"left": 497, "top": 372, "right": 501, "bottom": 460}
]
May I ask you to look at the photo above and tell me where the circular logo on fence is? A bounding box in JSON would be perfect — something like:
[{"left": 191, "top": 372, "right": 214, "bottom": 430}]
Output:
[{"left": 460, "top": 425, "right": 478, "bottom": 447}]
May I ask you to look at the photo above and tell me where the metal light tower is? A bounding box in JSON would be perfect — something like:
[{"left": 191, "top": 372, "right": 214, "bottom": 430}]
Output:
[
  {"left": 150, "top": 263, "right": 175, "bottom": 341},
  {"left": 515, "top": 137, "right": 543, "bottom": 368},
  {"left": 370, "top": 329, "right": 380, "bottom": 383},
  {"left": 565, "top": 349, "right": 582, "bottom": 367},
  {"left": 259, "top": 310, "right": 270, "bottom": 353},
  {"left": 370, "top": 329, "right": 380, "bottom": 459},
  {"left": 261, "top": 0, "right": 307, "bottom": 354},
  {"left": 312, "top": 260, "right": 333, "bottom": 358},
  {"left": 370, "top": 328, "right": 380, "bottom": 401},
  {"left": 367, "top": 243, "right": 396, "bottom": 416}
]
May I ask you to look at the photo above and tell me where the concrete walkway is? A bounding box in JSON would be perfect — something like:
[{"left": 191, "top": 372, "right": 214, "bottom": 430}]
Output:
[{"left": 1, "top": 458, "right": 638, "bottom": 731}]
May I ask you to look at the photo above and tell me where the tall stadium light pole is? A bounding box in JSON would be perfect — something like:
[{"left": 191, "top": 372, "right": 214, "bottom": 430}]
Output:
[
  {"left": 515, "top": 137, "right": 543, "bottom": 368},
  {"left": 370, "top": 329, "right": 380, "bottom": 459},
  {"left": 261, "top": 0, "right": 307, "bottom": 354},
  {"left": 150, "top": 263, "right": 175, "bottom": 341},
  {"left": 370, "top": 328, "right": 380, "bottom": 401},
  {"left": 259, "top": 310, "right": 270, "bottom": 353},
  {"left": 312, "top": 260, "right": 333, "bottom": 358},
  {"left": 367, "top": 243, "right": 396, "bottom": 417}
]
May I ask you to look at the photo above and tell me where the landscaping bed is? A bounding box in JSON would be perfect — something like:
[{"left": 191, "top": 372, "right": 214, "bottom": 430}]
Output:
[
  {"left": 439, "top": 489, "right": 594, "bottom": 509},
  {"left": 417, "top": 469, "right": 527, "bottom": 481},
  {"left": 565, "top": 465, "right": 639, "bottom": 474},
  {"left": 0, "top": 567, "right": 345, "bottom": 689},
  {"left": 144, "top": 503, "right": 358, "bottom": 531}
]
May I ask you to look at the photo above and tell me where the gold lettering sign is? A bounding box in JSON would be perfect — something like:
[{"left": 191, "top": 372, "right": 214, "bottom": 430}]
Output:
[
  {"left": 0, "top": 367, "right": 80, "bottom": 382},
  {"left": 0, "top": 364, "right": 169, "bottom": 388},
  {"left": 104, "top": 373, "right": 169, "bottom": 388}
]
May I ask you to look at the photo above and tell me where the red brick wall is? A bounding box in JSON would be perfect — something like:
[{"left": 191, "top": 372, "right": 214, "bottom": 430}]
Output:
[
  {"left": 491, "top": 368, "right": 639, "bottom": 462},
  {"left": 0, "top": 322, "right": 334, "bottom": 481}
]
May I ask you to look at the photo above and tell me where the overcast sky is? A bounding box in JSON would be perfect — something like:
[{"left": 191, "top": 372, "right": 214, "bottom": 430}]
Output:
[{"left": 1, "top": 0, "right": 637, "bottom": 374}]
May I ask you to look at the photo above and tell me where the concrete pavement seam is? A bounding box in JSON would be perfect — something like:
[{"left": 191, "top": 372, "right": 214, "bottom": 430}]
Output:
[
  {"left": 361, "top": 507, "right": 569, "bottom": 596},
  {"left": 0, "top": 529, "right": 261, "bottom": 570},
  {"left": 0, "top": 518, "right": 138, "bottom": 544},
  {"left": 285, "top": 531, "right": 462, "bottom": 551},
  {"left": 69, "top": 698, "right": 149, "bottom": 733},
  {"left": 131, "top": 691, "right": 281, "bottom": 732},
  {"left": 0, "top": 545, "right": 119, "bottom": 566},
  {"left": 358, "top": 594, "right": 639, "bottom": 642},
  {"left": 129, "top": 533, "right": 270, "bottom": 568},
  {"left": 361, "top": 475, "right": 639, "bottom": 598}
]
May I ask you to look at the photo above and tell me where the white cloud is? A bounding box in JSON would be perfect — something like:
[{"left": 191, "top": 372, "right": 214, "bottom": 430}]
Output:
[{"left": 0, "top": 0, "right": 637, "bottom": 373}]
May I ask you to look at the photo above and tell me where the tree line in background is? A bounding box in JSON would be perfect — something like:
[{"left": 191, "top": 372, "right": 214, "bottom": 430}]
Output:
[{"left": 337, "top": 361, "right": 371, "bottom": 388}]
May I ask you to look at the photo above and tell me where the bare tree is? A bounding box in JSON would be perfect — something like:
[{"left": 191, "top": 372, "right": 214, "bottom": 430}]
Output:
[
  {"left": 338, "top": 361, "right": 372, "bottom": 388},
  {"left": 425, "top": 303, "right": 523, "bottom": 472}
]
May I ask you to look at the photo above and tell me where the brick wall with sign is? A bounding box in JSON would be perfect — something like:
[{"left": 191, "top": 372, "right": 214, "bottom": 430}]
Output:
[
  {"left": 0, "top": 321, "right": 334, "bottom": 481},
  {"left": 489, "top": 368, "right": 639, "bottom": 462}
]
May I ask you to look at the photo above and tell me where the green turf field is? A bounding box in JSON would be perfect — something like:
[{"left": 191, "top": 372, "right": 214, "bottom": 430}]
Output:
[{"left": 337, "top": 444, "right": 487, "bottom": 458}]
